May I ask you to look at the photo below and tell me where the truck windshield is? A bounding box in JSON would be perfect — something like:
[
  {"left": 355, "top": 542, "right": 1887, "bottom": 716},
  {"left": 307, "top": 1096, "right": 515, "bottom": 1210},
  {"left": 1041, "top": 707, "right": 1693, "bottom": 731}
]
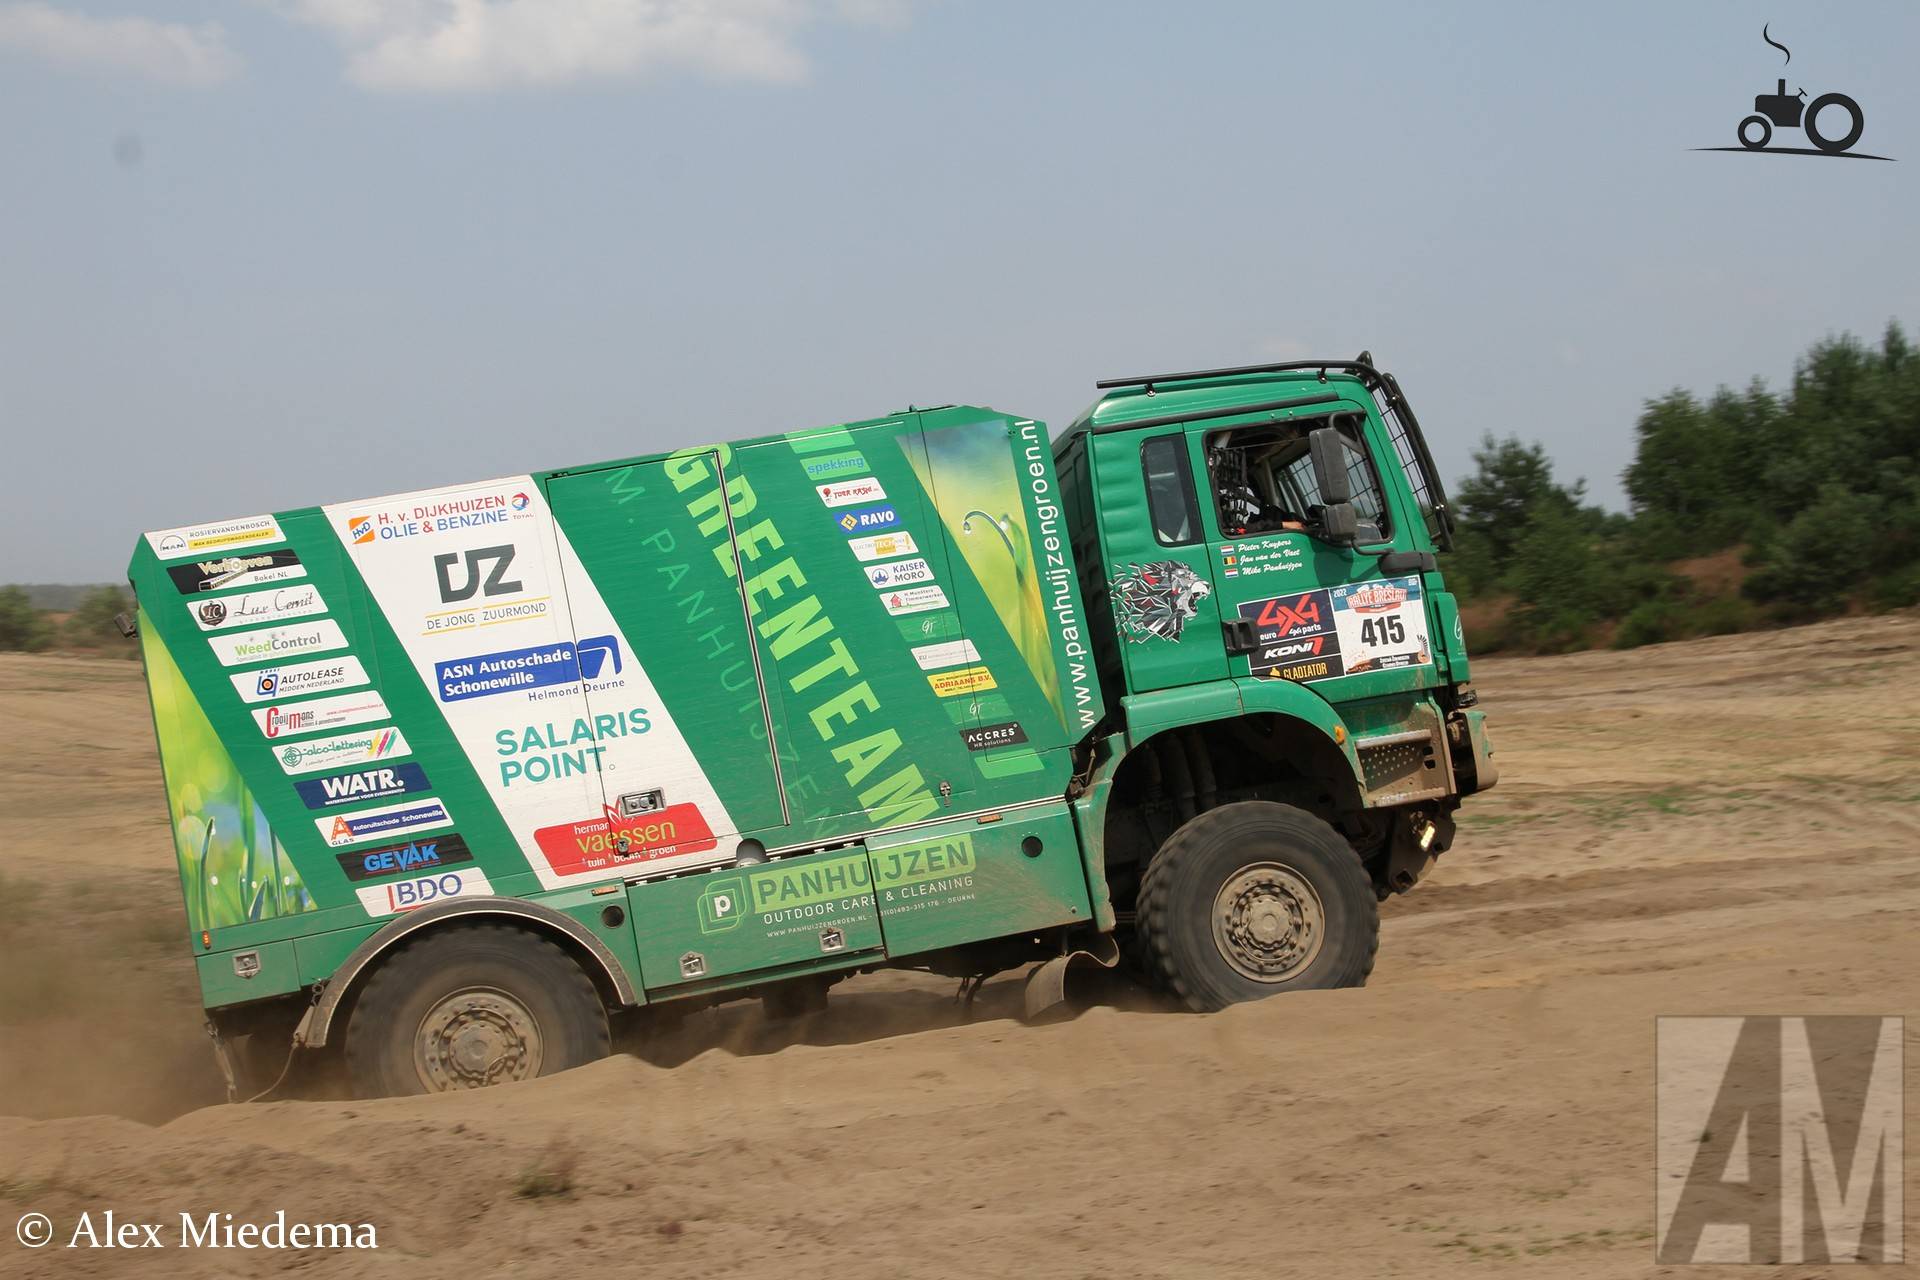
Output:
[{"left": 1205, "top": 415, "right": 1387, "bottom": 542}]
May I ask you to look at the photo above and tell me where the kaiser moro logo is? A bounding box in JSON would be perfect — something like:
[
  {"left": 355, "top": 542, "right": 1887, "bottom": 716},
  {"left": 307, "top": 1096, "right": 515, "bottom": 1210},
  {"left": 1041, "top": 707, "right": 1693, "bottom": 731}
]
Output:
[{"left": 1698, "top": 25, "right": 1891, "bottom": 161}]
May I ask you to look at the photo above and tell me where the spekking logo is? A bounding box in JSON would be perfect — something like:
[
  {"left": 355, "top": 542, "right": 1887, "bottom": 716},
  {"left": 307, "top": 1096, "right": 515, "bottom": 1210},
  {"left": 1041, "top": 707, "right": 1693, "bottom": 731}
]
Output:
[{"left": 1696, "top": 25, "right": 1891, "bottom": 161}]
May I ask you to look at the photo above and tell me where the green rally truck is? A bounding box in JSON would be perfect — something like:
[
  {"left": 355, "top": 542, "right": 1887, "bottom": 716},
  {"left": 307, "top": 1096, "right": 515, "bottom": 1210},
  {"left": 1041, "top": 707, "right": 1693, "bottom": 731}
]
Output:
[{"left": 129, "top": 356, "right": 1496, "bottom": 1098}]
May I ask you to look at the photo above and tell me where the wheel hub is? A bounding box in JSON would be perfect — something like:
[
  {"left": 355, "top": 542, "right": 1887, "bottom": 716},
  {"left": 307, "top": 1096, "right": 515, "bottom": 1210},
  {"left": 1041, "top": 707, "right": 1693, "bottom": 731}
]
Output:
[
  {"left": 414, "top": 988, "right": 544, "bottom": 1091},
  {"left": 1211, "top": 862, "right": 1325, "bottom": 984}
]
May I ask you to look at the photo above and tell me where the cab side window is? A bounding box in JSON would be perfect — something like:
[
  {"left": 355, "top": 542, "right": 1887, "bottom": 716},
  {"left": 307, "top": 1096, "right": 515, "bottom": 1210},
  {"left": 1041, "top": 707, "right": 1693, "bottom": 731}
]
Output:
[
  {"left": 1141, "top": 435, "right": 1200, "bottom": 546},
  {"left": 1206, "top": 414, "right": 1389, "bottom": 543}
]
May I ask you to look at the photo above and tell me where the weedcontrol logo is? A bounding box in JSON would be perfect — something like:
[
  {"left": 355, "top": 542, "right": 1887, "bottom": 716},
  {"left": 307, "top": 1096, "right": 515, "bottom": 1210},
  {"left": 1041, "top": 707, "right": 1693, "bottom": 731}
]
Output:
[{"left": 1697, "top": 25, "right": 1891, "bottom": 161}]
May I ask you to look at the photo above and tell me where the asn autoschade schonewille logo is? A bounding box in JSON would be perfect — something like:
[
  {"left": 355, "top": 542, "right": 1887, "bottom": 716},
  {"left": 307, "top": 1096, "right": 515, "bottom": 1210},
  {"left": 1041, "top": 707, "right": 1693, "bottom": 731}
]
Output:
[
  {"left": 1656, "top": 1016, "right": 1903, "bottom": 1264},
  {"left": 1697, "top": 25, "right": 1892, "bottom": 161}
]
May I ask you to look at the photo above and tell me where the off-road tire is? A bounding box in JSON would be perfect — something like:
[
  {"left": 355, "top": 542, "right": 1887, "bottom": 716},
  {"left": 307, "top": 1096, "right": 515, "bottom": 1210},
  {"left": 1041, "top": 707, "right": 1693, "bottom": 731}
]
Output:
[
  {"left": 1136, "top": 801, "right": 1377, "bottom": 1012},
  {"left": 344, "top": 924, "right": 609, "bottom": 1098}
]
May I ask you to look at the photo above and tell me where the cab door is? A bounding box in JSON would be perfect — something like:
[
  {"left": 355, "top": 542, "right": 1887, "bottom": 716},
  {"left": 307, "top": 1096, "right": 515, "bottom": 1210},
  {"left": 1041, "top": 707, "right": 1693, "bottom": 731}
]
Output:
[
  {"left": 1200, "top": 405, "right": 1444, "bottom": 699},
  {"left": 1090, "top": 427, "right": 1229, "bottom": 692}
]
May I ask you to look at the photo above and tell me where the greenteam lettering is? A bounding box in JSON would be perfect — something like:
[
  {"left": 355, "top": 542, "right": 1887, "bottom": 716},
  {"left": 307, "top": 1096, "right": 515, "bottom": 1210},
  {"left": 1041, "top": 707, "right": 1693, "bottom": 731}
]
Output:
[
  {"left": 664, "top": 441, "right": 940, "bottom": 827},
  {"left": 494, "top": 708, "right": 650, "bottom": 785}
]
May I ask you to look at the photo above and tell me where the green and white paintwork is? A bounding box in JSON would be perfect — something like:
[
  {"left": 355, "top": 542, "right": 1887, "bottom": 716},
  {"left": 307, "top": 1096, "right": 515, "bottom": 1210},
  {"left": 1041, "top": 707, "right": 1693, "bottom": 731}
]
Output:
[{"left": 129, "top": 376, "right": 1486, "bottom": 1016}]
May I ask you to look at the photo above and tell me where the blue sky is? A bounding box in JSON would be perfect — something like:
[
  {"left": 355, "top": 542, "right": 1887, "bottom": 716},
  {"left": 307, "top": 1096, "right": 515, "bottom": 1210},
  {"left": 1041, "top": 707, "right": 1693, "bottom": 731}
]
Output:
[{"left": 1, "top": 0, "right": 1913, "bottom": 580}]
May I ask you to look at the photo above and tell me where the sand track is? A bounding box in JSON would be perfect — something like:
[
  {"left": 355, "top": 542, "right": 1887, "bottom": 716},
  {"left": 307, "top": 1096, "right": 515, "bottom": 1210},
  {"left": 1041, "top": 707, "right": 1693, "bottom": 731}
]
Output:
[{"left": 2, "top": 614, "right": 1916, "bottom": 1276}]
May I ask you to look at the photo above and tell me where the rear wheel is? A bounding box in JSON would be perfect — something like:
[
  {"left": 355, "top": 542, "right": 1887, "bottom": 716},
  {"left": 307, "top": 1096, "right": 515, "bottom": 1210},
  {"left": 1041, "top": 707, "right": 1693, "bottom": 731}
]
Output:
[
  {"left": 344, "top": 925, "right": 610, "bottom": 1098},
  {"left": 1136, "top": 801, "right": 1377, "bottom": 1011}
]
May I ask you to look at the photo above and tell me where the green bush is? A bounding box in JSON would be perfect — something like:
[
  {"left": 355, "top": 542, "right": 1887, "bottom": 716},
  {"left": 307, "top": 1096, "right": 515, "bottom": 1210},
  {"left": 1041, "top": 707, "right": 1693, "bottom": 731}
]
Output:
[{"left": 0, "top": 586, "right": 51, "bottom": 652}]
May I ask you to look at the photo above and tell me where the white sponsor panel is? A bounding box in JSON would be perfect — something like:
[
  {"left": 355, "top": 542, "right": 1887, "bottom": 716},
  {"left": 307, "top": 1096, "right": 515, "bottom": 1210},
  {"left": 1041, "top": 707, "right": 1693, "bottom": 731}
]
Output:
[
  {"left": 910, "top": 639, "right": 982, "bottom": 671},
  {"left": 253, "top": 690, "right": 390, "bottom": 739},
  {"left": 1330, "top": 575, "right": 1432, "bottom": 674},
  {"left": 865, "top": 556, "right": 936, "bottom": 589},
  {"left": 816, "top": 476, "right": 887, "bottom": 508},
  {"left": 145, "top": 514, "right": 285, "bottom": 561},
  {"left": 229, "top": 656, "right": 369, "bottom": 704},
  {"left": 188, "top": 584, "right": 326, "bottom": 632},
  {"left": 326, "top": 478, "right": 736, "bottom": 891},
  {"left": 208, "top": 620, "right": 348, "bottom": 667},
  {"left": 275, "top": 726, "right": 410, "bottom": 775},
  {"left": 314, "top": 798, "right": 453, "bottom": 848},
  {"left": 181, "top": 553, "right": 306, "bottom": 591},
  {"left": 357, "top": 867, "right": 493, "bottom": 918},
  {"left": 847, "top": 531, "right": 919, "bottom": 563},
  {"left": 880, "top": 585, "right": 950, "bottom": 616}
]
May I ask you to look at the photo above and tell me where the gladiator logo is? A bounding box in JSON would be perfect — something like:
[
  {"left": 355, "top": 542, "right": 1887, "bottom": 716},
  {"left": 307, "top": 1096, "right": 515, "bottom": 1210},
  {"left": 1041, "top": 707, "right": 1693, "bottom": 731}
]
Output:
[{"left": 1109, "top": 561, "right": 1212, "bottom": 643}]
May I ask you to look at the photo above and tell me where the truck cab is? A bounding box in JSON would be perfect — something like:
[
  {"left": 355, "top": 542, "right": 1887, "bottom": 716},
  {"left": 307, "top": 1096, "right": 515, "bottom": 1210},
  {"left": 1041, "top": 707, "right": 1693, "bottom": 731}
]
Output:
[{"left": 1056, "top": 358, "right": 1495, "bottom": 946}]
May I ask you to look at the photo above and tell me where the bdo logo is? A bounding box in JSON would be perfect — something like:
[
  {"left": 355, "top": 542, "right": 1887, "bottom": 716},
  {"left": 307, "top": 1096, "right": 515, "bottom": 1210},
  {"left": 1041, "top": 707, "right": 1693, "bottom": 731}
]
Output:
[{"left": 698, "top": 875, "right": 746, "bottom": 934}]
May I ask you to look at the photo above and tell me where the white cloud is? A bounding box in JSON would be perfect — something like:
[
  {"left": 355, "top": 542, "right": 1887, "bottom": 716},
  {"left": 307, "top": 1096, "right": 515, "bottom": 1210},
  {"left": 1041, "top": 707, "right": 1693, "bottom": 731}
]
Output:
[
  {"left": 0, "top": 2, "right": 240, "bottom": 86},
  {"left": 280, "top": 0, "right": 903, "bottom": 93}
]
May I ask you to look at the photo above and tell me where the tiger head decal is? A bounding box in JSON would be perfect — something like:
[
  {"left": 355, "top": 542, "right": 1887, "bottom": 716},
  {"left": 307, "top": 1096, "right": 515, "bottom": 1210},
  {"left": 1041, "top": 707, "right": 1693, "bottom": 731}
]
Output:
[{"left": 1109, "top": 561, "right": 1212, "bottom": 643}]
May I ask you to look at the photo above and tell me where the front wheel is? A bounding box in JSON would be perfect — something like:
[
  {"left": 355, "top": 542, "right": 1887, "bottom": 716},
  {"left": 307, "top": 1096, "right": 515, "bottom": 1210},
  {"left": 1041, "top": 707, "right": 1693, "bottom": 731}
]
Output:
[
  {"left": 344, "top": 924, "right": 610, "bottom": 1098},
  {"left": 1136, "top": 802, "right": 1378, "bottom": 1012},
  {"left": 1737, "top": 114, "right": 1772, "bottom": 150}
]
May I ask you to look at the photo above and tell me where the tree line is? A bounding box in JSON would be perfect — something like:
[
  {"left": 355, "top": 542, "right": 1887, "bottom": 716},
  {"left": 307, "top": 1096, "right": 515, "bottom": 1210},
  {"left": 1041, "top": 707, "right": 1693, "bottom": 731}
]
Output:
[
  {"left": 3, "top": 322, "right": 1914, "bottom": 660},
  {"left": 1443, "top": 321, "right": 1917, "bottom": 651}
]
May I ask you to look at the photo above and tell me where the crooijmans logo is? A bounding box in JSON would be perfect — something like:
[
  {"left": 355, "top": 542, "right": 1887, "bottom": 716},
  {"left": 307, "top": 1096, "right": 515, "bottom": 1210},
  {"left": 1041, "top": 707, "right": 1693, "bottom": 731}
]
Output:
[
  {"left": 1657, "top": 1016, "right": 1902, "bottom": 1263},
  {"left": 1698, "top": 25, "right": 1892, "bottom": 161}
]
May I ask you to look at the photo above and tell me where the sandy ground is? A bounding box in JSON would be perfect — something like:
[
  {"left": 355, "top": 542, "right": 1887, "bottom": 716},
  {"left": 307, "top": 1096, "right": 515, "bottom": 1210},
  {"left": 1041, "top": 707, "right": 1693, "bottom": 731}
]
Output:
[{"left": 1, "top": 615, "right": 1917, "bottom": 1277}]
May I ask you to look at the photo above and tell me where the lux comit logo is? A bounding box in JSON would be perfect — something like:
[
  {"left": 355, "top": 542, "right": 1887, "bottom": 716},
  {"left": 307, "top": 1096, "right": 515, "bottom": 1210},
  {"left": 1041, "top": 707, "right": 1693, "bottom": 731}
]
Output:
[{"left": 434, "top": 544, "right": 522, "bottom": 603}]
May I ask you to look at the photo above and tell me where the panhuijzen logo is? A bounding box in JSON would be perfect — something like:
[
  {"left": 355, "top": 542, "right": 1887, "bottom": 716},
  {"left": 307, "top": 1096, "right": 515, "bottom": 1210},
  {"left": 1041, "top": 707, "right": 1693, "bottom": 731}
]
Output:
[
  {"left": 1697, "top": 25, "right": 1891, "bottom": 161},
  {"left": 1656, "top": 1015, "right": 1902, "bottom": 1263}
]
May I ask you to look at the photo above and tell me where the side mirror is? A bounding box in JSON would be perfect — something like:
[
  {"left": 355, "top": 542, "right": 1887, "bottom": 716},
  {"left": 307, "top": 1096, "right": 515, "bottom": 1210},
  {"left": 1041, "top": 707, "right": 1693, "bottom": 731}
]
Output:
[
  {"left": 1319, "top": 501, "right": 1359, "bottom": 546},
  {"left": 1307, "top": 426, "right": 1352, "bottom": 505}
]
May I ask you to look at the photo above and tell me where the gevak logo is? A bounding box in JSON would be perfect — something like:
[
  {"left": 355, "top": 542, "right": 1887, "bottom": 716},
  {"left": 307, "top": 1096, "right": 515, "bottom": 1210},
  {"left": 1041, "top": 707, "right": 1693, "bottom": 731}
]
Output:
[
  {"left": 434, "top": 543, "right": 523, "bottom": 603},
  {"left": 336, "top": 833, "right": 473, "bottom": 882}
]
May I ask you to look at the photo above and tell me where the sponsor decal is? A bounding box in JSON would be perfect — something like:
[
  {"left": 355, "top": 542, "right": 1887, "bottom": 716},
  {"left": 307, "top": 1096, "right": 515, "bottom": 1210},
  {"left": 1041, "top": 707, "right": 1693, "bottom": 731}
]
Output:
[
  {"left": 144, "top": 515, "right": 284, "bottom": 561},
  {"left": 879, "top": 584, "right": 949, "bottom": 616},
  {"left": 870, "top": 835, "right": 975, "bottom": 892},
  {"left": 434, "top": 635, "right": 622, "bottom": 702},
  {"left": 276, "top": 726, "right": 410, "bottom": 775},
  {"left": 700, "top": 852, "right": 872, "bottom": 934},
  {"left": 865, "top": 556, "right": 935, "bottom": 588},
  {"left": 167, "top": 549, "right": 306, "bottom": 594},
  {"left": 910, "top": 638, "right": 981, "bottom": 671},
  {"left": 1110, "top": 561, "right": 1212, "bottom": 642},
  {"left": 188, "top": 584, "right": 326, "bottom": 632},
  {"left": 835, "top": 504, "right": 900, "bottom": 535},
  {"left": 294, "top": 762, "right": 433, "bottom": 810},
  {"left": 1344, "top": 581, "right": 1410, "bottom": 613},
  {"left": 816, "top": 476, "right": 888, "bottom": 508},
  {"left": 433, "top": 543, "right": 523, "bottom": 603},
  {"left": 230, "top": 656, "right": 369, "bottom": 704},
  {"left": 802, "top": 451, "right": 870, "bottom": 481},
  {"left": 315, "top": 798, "right": 453, "bottom": 848},
  {"left": 1237, "top": 576, "right": 1431, "bottom": 683},
  {"left": 336, "top": 833, "right": 473, "bottom": 882},
  {"left": 356, "top": 867, "right": 492, "bottom": 917},
  {"left": 493, "top": 708, "right": 651, "bottom": 786},
  {"left": 846, "top": 531, "right": 919, "bottom": 563},
  {"left": 960, "top": 720, "right": 1029, "bottom": 752},
  {"left": 341, "top": 490, "right": 535, "bottom": 547},
  {"left": 207, "top": 620, "right": 348, "bottom": 667},
  {"left": 928, "top": 665, "right": 998, "bottom": 697},
  {"left": 533, "top": 801, "right": 718, "bottom": 877},
  {"left": 253, "top": 690, "right": 390, "bottom": 739}
]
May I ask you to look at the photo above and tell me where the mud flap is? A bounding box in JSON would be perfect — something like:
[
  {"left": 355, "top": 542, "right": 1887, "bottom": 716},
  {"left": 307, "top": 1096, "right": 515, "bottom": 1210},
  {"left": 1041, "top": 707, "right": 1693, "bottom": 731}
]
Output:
[{"left": 1022, "top": 935, "right": 1122, "bottom": 1023}]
